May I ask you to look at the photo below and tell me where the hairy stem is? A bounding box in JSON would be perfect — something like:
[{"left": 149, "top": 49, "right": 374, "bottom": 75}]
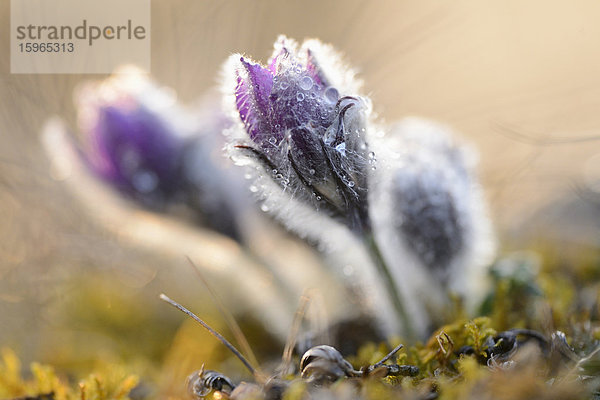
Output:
[{"left": 363, "top": 233, "right": 416, "bottom": 341}]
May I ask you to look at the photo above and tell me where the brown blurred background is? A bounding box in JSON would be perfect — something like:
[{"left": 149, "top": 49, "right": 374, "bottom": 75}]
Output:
[{"left": 1, "top": 0, "right": 600, "bottom": 390}]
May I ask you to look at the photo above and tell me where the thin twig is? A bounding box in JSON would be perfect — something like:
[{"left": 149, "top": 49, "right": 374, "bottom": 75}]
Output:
[{"left": 373, "top": 343, "right": 404, "bottom": 368}]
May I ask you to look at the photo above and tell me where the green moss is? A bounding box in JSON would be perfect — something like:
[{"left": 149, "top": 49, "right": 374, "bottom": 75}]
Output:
[
  {"left": 3, "top": 248, "right": 600, "bottom": 399},
  {"left": 0, "top": 348, "right": 138, "bottom": 400}
]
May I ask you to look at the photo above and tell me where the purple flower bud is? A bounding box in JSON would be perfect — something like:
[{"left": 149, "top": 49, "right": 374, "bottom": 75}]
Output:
[
  {"left": 223, "top": 36, "right": 372, "bottom": 232},
  {"left": 76, "top": 67, "right": 191, "bottom": 209},
  {"left": 75, "top": 68, "right": 247, "bottom": 239}
]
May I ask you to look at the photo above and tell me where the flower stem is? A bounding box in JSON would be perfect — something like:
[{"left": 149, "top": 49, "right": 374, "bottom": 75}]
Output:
[{"left": 363, "top": 233, "right": 416, "bottom": 341}]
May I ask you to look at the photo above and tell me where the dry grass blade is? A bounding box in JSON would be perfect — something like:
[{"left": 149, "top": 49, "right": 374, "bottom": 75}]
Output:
[
  {"left": 186, "top": 256, "right": 264, "bottom": 377},
  {"left": 279, "top": 291, "right": 312, "bottom": 374},
  {"left": 159, "top": 294, "right": 256, "bottom": 377}
]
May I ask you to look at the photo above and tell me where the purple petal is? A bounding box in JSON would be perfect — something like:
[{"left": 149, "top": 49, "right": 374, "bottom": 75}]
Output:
[
  {"left": 240, "top": 57, "right": 273, "bottom": 112},
  {"left": 269, "top": 72, "right": 335, "bottom": 133},
  {"left": 268, "top": 36, "right": 296, "bottom": 73},
  {"left": 235, "top": 57, "right": 275, "bottom": 142},
  {"left": 88, "top": 105, "right": 182, "bottom": 196},
  {"left": 268, "top": 46, "right": 289, "bottom": 73}
]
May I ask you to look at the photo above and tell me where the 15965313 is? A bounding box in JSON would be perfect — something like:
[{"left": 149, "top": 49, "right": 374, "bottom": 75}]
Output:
[{"left": 18, "top": 42, "right": 74, "bottom": 53}]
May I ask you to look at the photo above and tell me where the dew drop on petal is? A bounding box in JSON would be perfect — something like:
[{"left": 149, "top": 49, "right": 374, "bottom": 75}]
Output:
[
  {"left": 324, "top": 87, "right": 339, "bottom": 103},
  {"left": 309, "top": 168, "right": 315, "bottom": 175},
  {"left": 296, "top": 92, "right": 305, "bottom": 102},
  {"left": 260, "top": 203, "right": 270, "bottom": 212},
  {"left": 348, "top": 181, "right": 355, "bottom": 188},
  {"left": 299, "top": 76, "right": 313, "bottom": 90}
]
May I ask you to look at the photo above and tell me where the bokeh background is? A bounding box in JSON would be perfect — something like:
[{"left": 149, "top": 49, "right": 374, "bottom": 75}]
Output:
[{"left": 2, "top": 0, "right": 600, "bottom": 396}]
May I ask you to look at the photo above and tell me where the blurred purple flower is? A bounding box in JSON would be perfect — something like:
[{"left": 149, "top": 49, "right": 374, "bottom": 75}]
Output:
[
  {"left": 77, "top": 68, "right": 188, "bottom": 209},
  {"left": 224, "top": 36, "right": 372, "bottom": 232},
  {"left": 75, "top": 67, "right": 244, "bottom": 239}
]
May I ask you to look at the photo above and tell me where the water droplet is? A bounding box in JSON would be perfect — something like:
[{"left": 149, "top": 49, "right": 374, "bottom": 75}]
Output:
[
  {"left": 280, "top": 81, "right": 289, "bottom": 90},
  {"left": 368, "top": 151, "right": 377, "bottom": 166},
  {"left": 249, "top": 185, "right": 258, "bottom": 193},
  {"left": 309, "top": 168, "right": 316, "bottom": 175},
  {"left": 324, "top": 87, "right": 339, "bottom": 103},
  {"left": 299, "top": 76, "right": 313, "bottom": 90},
  {"left": 260, "top": 203, "right": 270, "bottom": 212},
  {"left": 348, "top": 181, "right": 355, "bottom": 188},
  {"left": 268, "top": 137, "right": 277, "bottom": 145},
  {"left": 296, "top": 92, "right": 305, "bottom": 102},
  {"left": 316, "top": 195, "right": 322, "bottom": 201}
]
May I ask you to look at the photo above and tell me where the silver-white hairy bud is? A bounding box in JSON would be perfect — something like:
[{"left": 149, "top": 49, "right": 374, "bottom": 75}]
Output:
[{"left": 370, "top": 117, "right": 496, "bottom": 325}]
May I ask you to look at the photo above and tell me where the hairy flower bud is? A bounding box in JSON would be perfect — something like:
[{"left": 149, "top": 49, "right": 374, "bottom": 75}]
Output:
[
  {"left": 370, "top": 118, "right": 496, "bottom": 317},
  {"left": 223, "top": 36, "right": 372, "bottom": 233},
  {"left": 76, "top": 66, "right": 190, "bottom": 209},
  {"left": 75, "top": 66, "right": 244, "bottom": 238}
]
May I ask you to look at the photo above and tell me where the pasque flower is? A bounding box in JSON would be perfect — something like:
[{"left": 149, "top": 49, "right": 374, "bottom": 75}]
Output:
[
  {"left": 224, "top": 36, "right": 372, "bottom": 232},
  {"left": 223, "top": 37, "right": 418, "bottom": 338},
  {"left": 76, "top": 67, "right": 243, "bottom": 238},
  {"left": 76, "top": 67, "right": 189, "bottom": 209},
  {"left": 369, "top": 118, "right": 496, "bottom": 322}
]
